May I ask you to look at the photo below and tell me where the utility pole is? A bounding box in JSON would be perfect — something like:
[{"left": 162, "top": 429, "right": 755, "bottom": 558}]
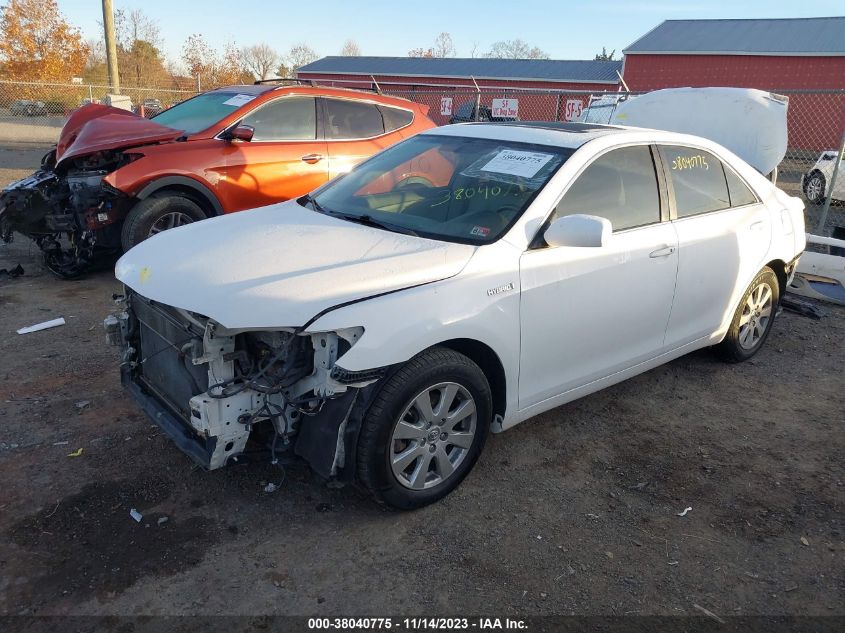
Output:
[{"left": 102, "top": 0, "right": 120, "bottom": 94}]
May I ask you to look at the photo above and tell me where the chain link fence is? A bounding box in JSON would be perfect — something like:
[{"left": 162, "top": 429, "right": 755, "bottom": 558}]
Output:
[{"left": 0, "top": 78, "right": 841, "bottom": 236}]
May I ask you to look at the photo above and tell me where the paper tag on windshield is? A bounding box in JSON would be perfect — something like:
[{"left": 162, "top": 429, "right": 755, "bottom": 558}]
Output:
[
  {"left": 480, "top": 150, "right": 554, "bottom": 179},
  {"left": 222, "top": 94, "right": 256, "bottom": 107}
]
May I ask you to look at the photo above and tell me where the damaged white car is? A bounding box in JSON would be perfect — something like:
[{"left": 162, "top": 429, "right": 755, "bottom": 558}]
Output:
[{"left": 107, "top": 122, "right": 805, "bottom": 508}]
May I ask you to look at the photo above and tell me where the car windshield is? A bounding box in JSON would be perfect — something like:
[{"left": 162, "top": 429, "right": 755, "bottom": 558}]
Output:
[
  {"left": 308, "top": 134, "right": 572, "bottom": 244},
  {"left": 151, "top": 91, "right": 258, "bottom": 134}
]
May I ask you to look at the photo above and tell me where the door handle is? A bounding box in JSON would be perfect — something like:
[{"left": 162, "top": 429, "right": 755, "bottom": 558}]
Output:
[
  {"left": 649, "top": 246, "right": 676, "bottom": 258},
  {"left": 301, "top": 154, "right": 324, "bottom": 164},
  {"left": 749, "top": 220, "right": 765, "bottom": 231}
]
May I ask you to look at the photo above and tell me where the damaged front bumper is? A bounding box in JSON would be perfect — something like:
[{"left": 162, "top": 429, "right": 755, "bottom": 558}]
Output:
[
  {"left": 105, "top": 292, "right": 385, "bottom": 481},
  {"left": 1, "top": 150, "right": 131, "bottom": 277}
]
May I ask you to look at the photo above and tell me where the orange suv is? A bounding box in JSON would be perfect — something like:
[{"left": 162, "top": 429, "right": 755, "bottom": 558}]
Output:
[{"left": 0, "top": 83, "right": 434, "bottom": 277}]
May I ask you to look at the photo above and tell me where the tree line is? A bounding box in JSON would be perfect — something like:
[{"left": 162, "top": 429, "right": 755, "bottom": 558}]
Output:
[{"left": 0, "top": 0, "right": 616, "bottom": 90}]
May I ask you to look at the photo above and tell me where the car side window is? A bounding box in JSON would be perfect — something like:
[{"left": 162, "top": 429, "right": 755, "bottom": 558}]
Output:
[
  {"left": 241, "top": 97, "right": 316, "bottom": 141},
  {"left": 324, "top": 99, "right": 385, "bottom": 139},
  {"left": 724, "top": 166, "right": 758, "bottom": 207},
  {"left": 661, "top": 145, "right": 730, "bottom": 217},
  {"left": 551, "top": 145, "right": 661, "bottom": 232},
  {"left": 379, "top": 106, "right": 414, "bottom": 132}
]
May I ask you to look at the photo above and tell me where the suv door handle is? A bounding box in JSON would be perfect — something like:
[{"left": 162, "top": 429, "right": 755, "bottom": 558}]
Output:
[
  {"left": 649, "top": 246, "right": 676, "bottom": 258},
  {"left": 749, "top": 220, "right": 764, "bottom": 231},
  {"left": 301, "top": 154, "right": 324, "bottom": 164}
]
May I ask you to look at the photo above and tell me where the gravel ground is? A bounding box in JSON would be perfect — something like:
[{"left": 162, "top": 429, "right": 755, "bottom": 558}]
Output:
[{"left": 0, "top": 146, "right": 843, "bottom": 620}]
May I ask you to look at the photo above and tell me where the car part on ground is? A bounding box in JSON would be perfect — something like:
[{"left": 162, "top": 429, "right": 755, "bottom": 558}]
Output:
[
  {"left": 107, "top": 123, "right": 805, "bottom": 508},
  {"left": 1, "top": 84, "right": 434, "bottom": 278}
]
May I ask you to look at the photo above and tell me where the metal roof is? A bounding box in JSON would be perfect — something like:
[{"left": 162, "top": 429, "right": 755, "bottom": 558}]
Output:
[
  {"left": 298, "top": 57, "right": 623, "bottom": 84},
  {"left": 624, "top": 17, "right": 845, "bottom": 56}
]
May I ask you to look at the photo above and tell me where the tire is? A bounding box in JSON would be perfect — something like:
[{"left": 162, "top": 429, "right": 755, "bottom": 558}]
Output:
[
  {"left": 717, "top": 267, "right": 780, "bottom": 362},
  {"left": 357, "top": 347, "right": 492, "bottom": 509},
  {"left": 121, "top": 193, "right": 207, "bottom": 252},
  {"left": 803, "top": 171, "right": 826, "bottom": 205}
]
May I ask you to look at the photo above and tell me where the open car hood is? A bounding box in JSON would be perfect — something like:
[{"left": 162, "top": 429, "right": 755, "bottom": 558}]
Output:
[
  {"left": 55, "top": 104, "right": 183, "bottom": 165},
  {"left": 116, "top": 200, "right": 475, "bottom": 330}
]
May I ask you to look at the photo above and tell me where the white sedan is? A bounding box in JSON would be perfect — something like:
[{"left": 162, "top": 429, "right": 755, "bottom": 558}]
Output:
[{"left": 109, "top": 123, "right": 805, "bottom": 509}]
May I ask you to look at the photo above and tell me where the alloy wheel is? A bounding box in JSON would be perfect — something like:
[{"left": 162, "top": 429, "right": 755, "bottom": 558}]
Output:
[
  {"left": 390, "top": 381, "right": 477, "bottom": 490},
  {"left": 806, "top": 175, "right": 824, "bottom": 203},
  {"left": 738, "top": 281, "right": 773, "bottom": 350},
  {"left": 149, "top": 211, "right": 195, "bottom": 236}
]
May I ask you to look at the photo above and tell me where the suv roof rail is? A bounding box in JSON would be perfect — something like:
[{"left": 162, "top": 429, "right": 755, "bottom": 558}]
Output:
[
  {"left": 253, "top": 77, "right": 317, "bottom": 86},
  {"left": 253, "top": 77, "right": 382, "bottom": 95}
]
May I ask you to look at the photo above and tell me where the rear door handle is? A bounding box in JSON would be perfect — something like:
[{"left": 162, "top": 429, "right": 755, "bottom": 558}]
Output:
[
  {"left": 649, "top": 246, "right": 676, "bottom": 258},
  {"left": 749, "top": 220, "right": 765, "bottom": 231},
  {"left": 301, "top": 154, "right": 324, "bottom": 164}
]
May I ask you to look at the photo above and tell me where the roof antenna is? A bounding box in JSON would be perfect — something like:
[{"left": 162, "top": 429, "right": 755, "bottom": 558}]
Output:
[
  {"left": 616, "top": 70, "right": 630, "bottom": 93},
  {"left": 370, "top": 75, "right": 382, "bottom": 94}
]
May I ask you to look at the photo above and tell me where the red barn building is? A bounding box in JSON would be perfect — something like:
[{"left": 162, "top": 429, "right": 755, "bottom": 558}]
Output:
[
  {"left": 297, "top": 57, "right": 622, "bottom": 124},
  {"left": 621, "top": 17, "right": 845, "bottom": 149}
]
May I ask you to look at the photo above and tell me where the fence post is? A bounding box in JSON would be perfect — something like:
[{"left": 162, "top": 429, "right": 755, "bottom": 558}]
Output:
[
  {"left": 816, "top": 129, "right": 845, "bottom": 234},
  {"left": 88, "top": 85, "right": 93, "bottom": 102},
  {"left": 470, "top": 76, "right": 481, "bottom": 122}
]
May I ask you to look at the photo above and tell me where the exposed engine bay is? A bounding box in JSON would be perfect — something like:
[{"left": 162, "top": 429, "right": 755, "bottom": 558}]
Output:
[
  {"left": 0, "top": 148, "right": 135, "bottom": 277},
  {"left": 105, "top": 290, "right": 385, "bottom": 480}
]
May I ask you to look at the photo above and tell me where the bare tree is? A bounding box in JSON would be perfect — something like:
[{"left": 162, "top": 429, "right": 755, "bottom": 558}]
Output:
[
  {"left": 340, "top": 39, "right": 361, "bottom": 56},
  {"left": 431, "top": 32, "right": 456, "bottom": 58},
  {"left": 408, "top": 32, "right": 455, "bottom": 58},
  {"left": 594, "top": 47, "right": 616, "bottom": 61},
  {"left": 286, "top": 43, "right": 319, "bottom": 72},
  {"left": 241, "top": 42, "right": 279, "bottom": 80},
  {"left": 114, "top": 8, "right": 161, "bottom": 51},
  {"left": 485, "top": 39, "right": 549, "bottom": 60}
]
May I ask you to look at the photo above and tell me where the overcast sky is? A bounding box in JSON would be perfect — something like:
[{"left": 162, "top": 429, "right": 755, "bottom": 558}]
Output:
[{"left": 62, "top": 0, "right": 845, "bottom": 66}]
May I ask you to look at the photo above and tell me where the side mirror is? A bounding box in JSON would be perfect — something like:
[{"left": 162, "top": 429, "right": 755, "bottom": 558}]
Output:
[
  {"left": 544, "top": 214, "right": 611, "bottom": 248},
  {"left": 226, "top": 124, "right": 254, "bottom": 142}
]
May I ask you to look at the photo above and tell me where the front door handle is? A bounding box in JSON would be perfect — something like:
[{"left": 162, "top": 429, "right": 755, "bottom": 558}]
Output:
[
  {"left": 649, "top": 246, "right": 676, "bottom": 258},
  {"left": 301, "top": 154, "right": 324, "bottom": 164}
]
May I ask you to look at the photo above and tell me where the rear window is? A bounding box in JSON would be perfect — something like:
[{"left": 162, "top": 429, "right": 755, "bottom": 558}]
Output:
[
  {"left": 324, "top": 98, "right": 384, "bottom": 139},
  {"left": 151, "top": 91, "right": 257, "bottom": 134},
  {"left": 379, "top": 105, "right": 414, "bottom": 132},
  {"left": 725, "top": 166, "right": 758, "bottom": 207}
]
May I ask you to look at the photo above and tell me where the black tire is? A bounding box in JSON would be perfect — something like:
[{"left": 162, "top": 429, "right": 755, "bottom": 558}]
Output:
[
  {"left": 121, "top": 193, "right": 207, "bottom": 252},
  {"left": 357, "top": 347, "right": 492, "bottom": 509},
  {"left": 717, "top": 267, "right": 780, "bottom": 362},
  {"left": 803, "top": 171, "right": 826, "bottom": 205}
]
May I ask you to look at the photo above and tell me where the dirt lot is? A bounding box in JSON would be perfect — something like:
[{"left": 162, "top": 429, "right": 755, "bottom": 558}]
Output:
[{"left": 0, "top": 146, "right": 843, "bottom": 619}]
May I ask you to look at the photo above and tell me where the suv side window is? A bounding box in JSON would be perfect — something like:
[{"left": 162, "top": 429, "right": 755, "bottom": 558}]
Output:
[
  {"left": 324, "top": 99, "right": 385, "bottom": 139},
  {"left": 551, "top": 145, "right": 661, "bottom": 232},
  {"left": 241, "top": 96, "right": 316, "bottom": 141},
  {"left": 661, "top": 145, "right": 730, "bottom": 217},
  {"left": 724, "top": 166, "right": 758, "bottom": 207},
  {"left": 379, "top": 105, "right": 414, "bottom": 132}
]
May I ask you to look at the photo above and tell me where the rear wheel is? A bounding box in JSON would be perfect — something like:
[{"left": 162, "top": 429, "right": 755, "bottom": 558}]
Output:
[
  {"left": 718, "top": 267, "right": 780, "bottom": 362},
  {"left": 121, "top": 193, "right": 206, "bottom": 251},
  {"left": 357, "top": 347, "right": 492, "bottom": 509}
]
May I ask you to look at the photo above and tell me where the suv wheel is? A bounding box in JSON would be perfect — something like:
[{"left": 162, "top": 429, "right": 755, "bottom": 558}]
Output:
[
  {"left": 357, "top": 347, "right": 492, "bottom": 509},
  {"left": 121, "top": 193, "right": 206, "bottom": 251}
]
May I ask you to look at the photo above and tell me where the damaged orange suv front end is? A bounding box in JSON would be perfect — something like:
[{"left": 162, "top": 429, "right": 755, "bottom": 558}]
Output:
[{"left": 0, "top": 83, "right": 434, "bottom": 277}]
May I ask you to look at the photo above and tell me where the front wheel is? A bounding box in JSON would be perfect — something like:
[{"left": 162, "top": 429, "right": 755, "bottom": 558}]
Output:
[
  {"left": 803, "top": 171, "right": 826, "bottom": 204},
  {"left": 357, "top": 347, "right": 492, "bottom": 509},
  {"left": 718, "top": 267, "right": 780, "bottom": 362},
  {"left": 121, "top": 194, "right": 206, "bottom": 252}
]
